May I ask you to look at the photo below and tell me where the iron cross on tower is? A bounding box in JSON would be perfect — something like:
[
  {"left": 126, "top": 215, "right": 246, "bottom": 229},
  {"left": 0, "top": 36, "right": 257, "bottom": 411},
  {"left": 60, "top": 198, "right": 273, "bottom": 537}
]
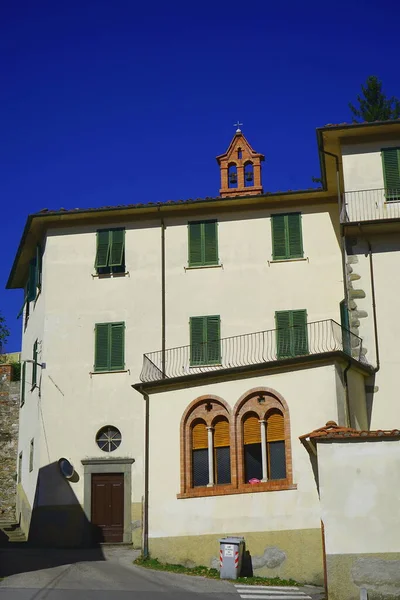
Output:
[{"left": 234, "top": 121, "right": 243, "bottom": 132}]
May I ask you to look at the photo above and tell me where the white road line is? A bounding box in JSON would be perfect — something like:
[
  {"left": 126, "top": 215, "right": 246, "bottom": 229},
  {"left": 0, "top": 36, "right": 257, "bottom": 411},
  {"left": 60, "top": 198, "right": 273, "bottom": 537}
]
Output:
[
  {"left": 235, "top": 586, "right": 302, "bottom": 591},
  {"left": 238, "top": 596, "right": 312, "bottom": 600}
]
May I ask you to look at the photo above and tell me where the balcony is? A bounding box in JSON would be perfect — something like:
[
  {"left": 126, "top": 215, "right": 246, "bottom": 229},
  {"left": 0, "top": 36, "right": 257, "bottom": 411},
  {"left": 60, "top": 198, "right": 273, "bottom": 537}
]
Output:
[
  {"left": 140, "top": 319, "right": 366, "bottom": 383},
  {"left": 341, "top": 188, "right": 400, "bottom": 224}
]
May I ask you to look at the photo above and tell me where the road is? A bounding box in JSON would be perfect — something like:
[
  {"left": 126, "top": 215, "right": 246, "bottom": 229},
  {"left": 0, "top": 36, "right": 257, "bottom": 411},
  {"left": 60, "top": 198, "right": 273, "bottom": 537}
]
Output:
[{"left": 0, "top": 547, "right": 325, "bottom": 600}]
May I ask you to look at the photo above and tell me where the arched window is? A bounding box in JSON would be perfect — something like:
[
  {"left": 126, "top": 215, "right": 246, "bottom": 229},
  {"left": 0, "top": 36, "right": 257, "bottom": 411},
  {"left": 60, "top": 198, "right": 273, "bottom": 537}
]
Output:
[
  {"left": 266, "top": 409, "right": 286, "bottom": 480},
  {"left": 214, "top": 417, "right": 231, "bottom": 484},
  {"left": 228, "top": 163, "right": 238, "bottom": 188},
  {"left": 237, "top": 148, "right": 242, "bottom": 160},
  {"left": 244, "top": 162, "right": 254, "bottom": 187},
  {"left": 192, "top": 420, "right": 209, "bottom": 487},
  {"left": 243, "top": 413, "right": 263, "bottom": 482}
]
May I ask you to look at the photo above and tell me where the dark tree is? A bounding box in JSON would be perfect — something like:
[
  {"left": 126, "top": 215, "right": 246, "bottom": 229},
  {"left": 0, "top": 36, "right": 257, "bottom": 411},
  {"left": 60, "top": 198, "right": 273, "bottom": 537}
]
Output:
[
  {"left": 349, "top": 76, "right": 400, "bottom": 123},
  {"left": 0, "top": 312, "right": 10, "bottom": 355}
]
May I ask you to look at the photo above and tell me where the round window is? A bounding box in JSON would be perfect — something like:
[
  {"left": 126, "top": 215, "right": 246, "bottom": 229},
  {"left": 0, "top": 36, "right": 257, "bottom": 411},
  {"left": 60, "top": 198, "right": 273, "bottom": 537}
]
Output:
[{"left": 96, "top": 426, "right": 122, "bottom": 453}]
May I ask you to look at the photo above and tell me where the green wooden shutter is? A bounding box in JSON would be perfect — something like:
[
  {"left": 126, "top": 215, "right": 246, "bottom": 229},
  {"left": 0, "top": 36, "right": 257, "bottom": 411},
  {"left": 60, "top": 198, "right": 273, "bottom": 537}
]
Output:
[
  {"left": 272, "top": 215, "right": 287, "bottom": 260},
  {"left": 340, "top": 300, "right": 351, "bottom": 355},
  {"left": 190, "top": 317, "right": 205, "bottom": 365},
  {"left": 95, "top": 230, "right": 111, "bottom": 269},
  {"left": 188, "top": 223, "right": 203, "bottom": 266},
  {"left": 32, "top": 341, "right": 38, "bottom": 387},
  {"left": 20, "top": 362, "right": 26, "bottom": 407},
  {"left": 109, "top": 229, "right": 125, "bottom": 267},
  {"left": 292, "top": 310, "right": 308, "bottom": 355},
  {"left": 27, "top": 259, "right": 37, "bottom": 302},
  {"left": 94, "top": 324, "right": 110, "bottom": 371},
  {"left": 382, "top": 148, "right": 400, "bottom": 199},
  {"left": 110, "top": 323, "right": 125, "bottom": 370},
  {"left": 206, "top": 315, "right": 221, "bottom": 364},
  {"left": 276, "top": 311, "right": 291, "bottom": 358},
  {"left": 203, "top": 221, "right": 218, "bottom": 265},
  {"left": 287, "top": 214, "right": 303, "bottom": 258},
  {"left": 36, "top": 245, "right": 42, "bottom": 290}
]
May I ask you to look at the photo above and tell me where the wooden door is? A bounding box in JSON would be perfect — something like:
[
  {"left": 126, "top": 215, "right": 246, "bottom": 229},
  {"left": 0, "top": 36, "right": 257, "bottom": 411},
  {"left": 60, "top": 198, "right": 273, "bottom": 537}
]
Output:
[{"left": 91, "top": 473, "right": 124, "bottom": 543}]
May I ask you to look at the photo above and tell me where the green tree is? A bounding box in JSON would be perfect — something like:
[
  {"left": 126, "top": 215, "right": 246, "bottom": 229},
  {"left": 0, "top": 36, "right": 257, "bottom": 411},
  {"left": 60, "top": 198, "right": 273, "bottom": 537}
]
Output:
[
  {"left": 0, "top": 311, "right": 10, "bottom": 355},
  {"left": 349, "top": 76, "right": 400, "bottom": 123}
]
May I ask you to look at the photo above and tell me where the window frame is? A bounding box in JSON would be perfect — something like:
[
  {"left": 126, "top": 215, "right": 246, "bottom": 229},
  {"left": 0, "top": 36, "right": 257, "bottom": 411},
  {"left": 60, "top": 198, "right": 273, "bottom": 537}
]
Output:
[
  {"left": 94, "top": 322, "right": 125, "bottom": 373},
  {"left": 271, "top": 213, "right": 304, "bottom": 260},
  {"left": 179, "top": 389, "right": 295, "bottom": 499},
  {"left": 188, "top": 220, "right": 219, "bottom": 268},
  {"left": 95, "top": 228, "right": 126, "bottom": 274},
  {"left": 31, "top": 340, "right": 38, "bottom": 390},
  {"left": 29, "top": 439, "right": 34, "bottom": 472},
  {"left": 381, "top": 147, "right": 400, "bottom": 201}
]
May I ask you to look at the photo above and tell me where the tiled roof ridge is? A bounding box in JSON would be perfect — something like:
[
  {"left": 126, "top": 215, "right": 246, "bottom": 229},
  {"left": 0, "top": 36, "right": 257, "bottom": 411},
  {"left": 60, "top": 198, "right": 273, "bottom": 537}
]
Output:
[
  {"left": 323, "top": 118, "right": 400, "bottom": 128},
  {"left": 300, "top": 420, "right": 400, "bottom": 441}
]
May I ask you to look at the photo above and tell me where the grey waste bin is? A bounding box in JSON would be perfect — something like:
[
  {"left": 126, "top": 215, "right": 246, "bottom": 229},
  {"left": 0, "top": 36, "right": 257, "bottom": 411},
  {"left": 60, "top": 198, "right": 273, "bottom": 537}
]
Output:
[{"left": 219, "top": 536, "right": 245, "bottom": 579}]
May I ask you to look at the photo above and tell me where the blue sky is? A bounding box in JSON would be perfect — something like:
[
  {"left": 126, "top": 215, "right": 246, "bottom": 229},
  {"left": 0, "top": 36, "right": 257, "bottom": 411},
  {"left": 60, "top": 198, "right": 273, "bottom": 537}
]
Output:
[{"left": 2, "top": 0, "right": 400, "bottom": 351}]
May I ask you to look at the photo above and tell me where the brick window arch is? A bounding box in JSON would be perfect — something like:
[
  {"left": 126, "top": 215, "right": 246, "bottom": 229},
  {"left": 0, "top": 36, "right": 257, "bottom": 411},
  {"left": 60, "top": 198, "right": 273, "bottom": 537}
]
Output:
[
  {"left": 178, "top": 389, "right": 294, "bottom": 499},
  {"left": 235, "top": 387, "right": 294, "bottom": 491}
]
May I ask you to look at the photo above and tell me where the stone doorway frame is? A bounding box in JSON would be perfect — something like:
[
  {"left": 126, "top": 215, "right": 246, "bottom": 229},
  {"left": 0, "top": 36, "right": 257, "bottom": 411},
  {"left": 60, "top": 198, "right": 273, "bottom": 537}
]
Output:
[{"left": 81, "top": 458, "right": 134, "bottom": 544}]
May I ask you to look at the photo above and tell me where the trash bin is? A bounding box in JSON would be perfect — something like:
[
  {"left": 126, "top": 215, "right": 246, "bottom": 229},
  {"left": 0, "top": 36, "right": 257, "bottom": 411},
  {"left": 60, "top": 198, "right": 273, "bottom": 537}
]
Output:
[{"left": 219, "top": 536, "right": 245, "bottom": 579}]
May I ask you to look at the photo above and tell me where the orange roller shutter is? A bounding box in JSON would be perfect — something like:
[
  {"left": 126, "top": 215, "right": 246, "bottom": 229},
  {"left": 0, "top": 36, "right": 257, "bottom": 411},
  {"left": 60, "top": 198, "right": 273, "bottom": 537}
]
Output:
[
  {"left": 243, "top": 415, "right": 261, "bottom": 445},
  {"left": 267, "top": 410, "right": 284, "bottom": 442},
  {"left": 192, "top": 422, "right": 208, "bottom": 450},
  {"left": 214, "top": 419, "right": 230, "bottom": 447}
]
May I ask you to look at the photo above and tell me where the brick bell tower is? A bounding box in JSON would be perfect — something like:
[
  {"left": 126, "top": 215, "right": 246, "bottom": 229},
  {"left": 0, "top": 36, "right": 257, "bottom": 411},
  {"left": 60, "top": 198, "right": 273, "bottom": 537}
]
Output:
[{"left": 216, "top": 123, "right": 265, "bottom": 197}]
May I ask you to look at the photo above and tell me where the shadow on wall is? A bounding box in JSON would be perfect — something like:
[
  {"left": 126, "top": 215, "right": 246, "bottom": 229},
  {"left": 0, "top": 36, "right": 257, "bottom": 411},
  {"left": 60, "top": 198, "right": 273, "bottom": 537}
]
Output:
[{"left": 0, "top": 462, "right": 105, "bottom": 578}]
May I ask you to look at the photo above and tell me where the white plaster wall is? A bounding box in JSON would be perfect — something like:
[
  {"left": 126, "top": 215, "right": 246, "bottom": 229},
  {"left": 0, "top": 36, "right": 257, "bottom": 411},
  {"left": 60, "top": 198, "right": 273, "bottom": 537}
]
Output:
[
  {"left": 318, "top": 440, "right": 400, "bottom": 554},
  {"left": 342, "top": 139, "right": 400, "bottom": 192},
  {"left": 17, "top": 256, "right": 46, "bottom": 508},
  {"left": 148, "top": 365, "right": 341, "bottom": 539},
  {"left": 347, "top": 369, "right": 368, "bottom": 430},
  {"left": 18, "top": 202, "right": 344, "bottom": 509},
  {"left": 164, "top": 205, "right": 343, "bottom": 349},
  {"left": 349, "top": 235, "right": 400, "bottom": 429}
]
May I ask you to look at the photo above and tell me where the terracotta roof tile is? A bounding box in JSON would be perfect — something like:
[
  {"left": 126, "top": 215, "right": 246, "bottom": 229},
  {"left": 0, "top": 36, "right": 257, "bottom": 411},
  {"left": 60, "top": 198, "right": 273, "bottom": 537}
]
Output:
[{"left": 299, "top": 421, "right": 400, "bottom": 441}]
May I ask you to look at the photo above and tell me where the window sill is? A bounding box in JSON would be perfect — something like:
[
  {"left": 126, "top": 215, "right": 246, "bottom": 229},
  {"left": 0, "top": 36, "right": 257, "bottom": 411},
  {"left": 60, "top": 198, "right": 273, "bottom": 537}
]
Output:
[
  {"left": 184, "top": 264, "right": 223, "bottom": 271},
  {"left": 177, "top": 480, "right": 296, "bottom": 499},
  {"left": 189, "top": 363, "right": 222, "bottom": 369},
  {"left": 92, "top": 272, "right": 129, "bottom": 278},
  {"left": 90, "top": 369, "right": 130, "bottom": 376},
  {"left": 384, "top": 199, "right": 400, "bottom": 204},
  {"left": 268, "top": 257, "right": 308, "bottom": 265}
]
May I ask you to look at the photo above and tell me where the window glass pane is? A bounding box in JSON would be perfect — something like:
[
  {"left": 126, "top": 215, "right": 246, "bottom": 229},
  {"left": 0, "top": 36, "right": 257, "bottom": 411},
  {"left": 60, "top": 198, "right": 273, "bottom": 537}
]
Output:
[
  {"left": 215, "top": 446, "right": 231, "bottom": 484},
  {"left": 244, "top": 443, "right": 262, "bottom": 482},
  {"left": 192, "top": 448, "right": 209, "bottom": 486},
  {"left": 269, "top": 440, "right": 286, "bottom": 480}
]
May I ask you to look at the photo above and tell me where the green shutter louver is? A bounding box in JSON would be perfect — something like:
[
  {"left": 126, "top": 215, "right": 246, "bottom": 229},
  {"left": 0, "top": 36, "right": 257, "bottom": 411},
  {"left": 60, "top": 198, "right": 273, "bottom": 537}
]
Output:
[
  {"left": 190, "top": 317, "right": 205, "bottom": 365},
  {"left": 203, "top": 221, "right": 218, "bottom": 265},
  {"left": 20, "top": 362, "right": 26, "bottom": 407},
  {"left": 95, "top": 230, "right": 111, "bottom": 269},
  {"left": 110, "top": 323, "right": 125, "bottom": 370},
  {"left": 109, "top": 229, "right": 125, "bottom": 267},
  {"left": 382, "top": 148, "right": 400, "bottom": 199},
  {"left": 287, "top": 214, "right": 303, "bottom": 258},
  {"left": 292, "top": 310, "right": 308, "bottom": 355},
  {"left": 272, "top": 214, "right": 303, "bottom": 260},
  {"left": 36, "top": 245, "right": 42, "bottom": 290},
  {"left": 188, "top": 221, "right": 218, "bottom": 267},
  {"left": 27, "top": 259, "right": 37, "bottom": 302},
  {"left": 276, "top": 310, "right": 308, "bottom": 358},
  {"left": 206, "top": 315, "right": 221, "bottom": 364},
  {"left": 32, "top": 340, "right": 38, "bottom": 388},
  {"left": 190, "top": 315, "right": 221, "bottom": 365},
  {"left": 272, "top": 215, "right": 287, "bottom": 260},
  {"left": 276, "top": 311, "right": 291, "bottom": 358},
  {"left": 94, "top": 322, "right": 125, "bottom": 372}
]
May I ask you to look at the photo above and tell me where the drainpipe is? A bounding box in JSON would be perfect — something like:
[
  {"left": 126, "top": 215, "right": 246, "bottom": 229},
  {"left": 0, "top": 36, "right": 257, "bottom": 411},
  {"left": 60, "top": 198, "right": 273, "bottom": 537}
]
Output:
[
  {"left": 160, "top": 216, "right": 166, "bottom": 378},
  {"left": 343, "top": 361, "right": 352, "bottom": 427},
  {"left": 132, "top": 385, "right": 150, "bottom": 558}
]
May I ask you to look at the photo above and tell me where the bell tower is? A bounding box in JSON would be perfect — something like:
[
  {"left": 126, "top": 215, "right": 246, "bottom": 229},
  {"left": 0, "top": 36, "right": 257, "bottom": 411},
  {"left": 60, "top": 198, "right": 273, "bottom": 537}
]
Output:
[{"left": 216, "top": 124, "right": 265, "bottom": 197}]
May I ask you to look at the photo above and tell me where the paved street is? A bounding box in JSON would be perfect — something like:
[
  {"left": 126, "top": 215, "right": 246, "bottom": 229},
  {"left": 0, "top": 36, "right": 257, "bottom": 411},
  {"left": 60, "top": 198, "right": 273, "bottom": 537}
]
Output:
[{"left": 0, "top": 547, "right": 325, "bottom": 600}]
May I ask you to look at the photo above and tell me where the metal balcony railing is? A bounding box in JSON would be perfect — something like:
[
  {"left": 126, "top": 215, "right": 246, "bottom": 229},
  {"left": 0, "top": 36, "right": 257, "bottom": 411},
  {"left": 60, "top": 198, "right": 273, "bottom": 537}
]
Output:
[
  {"left": 140, "top": 319, "right": 365, "bottom": 383},
  {"left": 341, "top": 188, "right": 400, "bottom": 223}
]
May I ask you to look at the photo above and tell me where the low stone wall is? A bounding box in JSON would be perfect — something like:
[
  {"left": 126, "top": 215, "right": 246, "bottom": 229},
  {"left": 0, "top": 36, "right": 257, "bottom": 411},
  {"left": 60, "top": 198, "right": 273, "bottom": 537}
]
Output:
[{"left": 0, "top": 364, "right": 20, "bottom": 520}]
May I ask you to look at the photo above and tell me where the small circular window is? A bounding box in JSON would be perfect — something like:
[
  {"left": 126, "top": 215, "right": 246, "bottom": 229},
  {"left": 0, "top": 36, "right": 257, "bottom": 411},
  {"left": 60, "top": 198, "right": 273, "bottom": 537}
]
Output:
[{"left": 96, "top": 426, "right": 122, "bottom": 453}]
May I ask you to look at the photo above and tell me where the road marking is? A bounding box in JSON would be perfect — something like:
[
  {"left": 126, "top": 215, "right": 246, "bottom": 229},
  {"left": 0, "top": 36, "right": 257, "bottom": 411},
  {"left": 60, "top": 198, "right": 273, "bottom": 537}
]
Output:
[{"left": 235, "top": 585, "right": 312, "bottom": 599}]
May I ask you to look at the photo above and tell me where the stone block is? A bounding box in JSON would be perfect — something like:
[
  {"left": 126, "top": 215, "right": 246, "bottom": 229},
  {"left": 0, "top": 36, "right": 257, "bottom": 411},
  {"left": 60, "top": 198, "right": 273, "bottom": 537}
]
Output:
[{"left": 349, "top": 289, "right": 366, "bottom": 299}]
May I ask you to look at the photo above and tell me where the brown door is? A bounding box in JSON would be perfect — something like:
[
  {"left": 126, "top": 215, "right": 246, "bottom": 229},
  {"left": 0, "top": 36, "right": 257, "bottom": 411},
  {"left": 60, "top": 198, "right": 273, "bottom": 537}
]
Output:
[{"left": 91, "top": 473, "right": 124, "bottom": 543}]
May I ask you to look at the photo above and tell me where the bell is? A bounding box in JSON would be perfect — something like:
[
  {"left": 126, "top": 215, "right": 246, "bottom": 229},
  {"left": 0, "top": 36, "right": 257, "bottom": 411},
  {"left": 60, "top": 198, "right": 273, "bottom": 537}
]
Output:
[
  {"left": 229, "top": 173, "right": 237, "bottom": 183},
  {"left": 245, "top": 172, "right": 253, "bottom": 182}
]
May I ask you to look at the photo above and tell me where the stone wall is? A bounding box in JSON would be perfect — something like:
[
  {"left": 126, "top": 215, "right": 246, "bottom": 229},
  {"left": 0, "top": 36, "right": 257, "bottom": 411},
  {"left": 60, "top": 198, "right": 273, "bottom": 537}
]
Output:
[{"left": 0, "top": 364, "right": 20, "bottom": 519}]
